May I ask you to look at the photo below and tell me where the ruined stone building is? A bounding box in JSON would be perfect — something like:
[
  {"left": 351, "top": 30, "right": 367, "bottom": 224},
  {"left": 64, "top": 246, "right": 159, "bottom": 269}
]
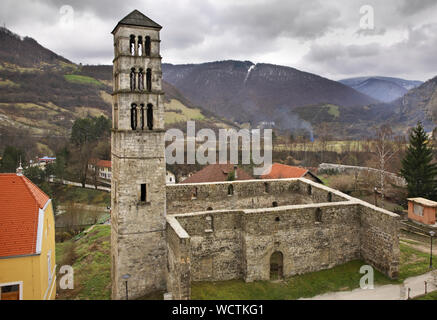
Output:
[{"left": 110, "top": 10, "right": 400, "bottom": 300}]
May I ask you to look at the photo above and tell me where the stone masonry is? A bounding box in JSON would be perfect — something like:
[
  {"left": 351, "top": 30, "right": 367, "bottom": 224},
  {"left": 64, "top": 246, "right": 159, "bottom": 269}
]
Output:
[{"left": 111, "top": 11, "right": 400, "bottom": 301}]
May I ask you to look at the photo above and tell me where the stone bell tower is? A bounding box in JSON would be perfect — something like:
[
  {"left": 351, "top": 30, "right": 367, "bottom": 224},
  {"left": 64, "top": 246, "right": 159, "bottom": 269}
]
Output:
[{"left": 111, "top": 10, "right": 167, "bottom": 300}]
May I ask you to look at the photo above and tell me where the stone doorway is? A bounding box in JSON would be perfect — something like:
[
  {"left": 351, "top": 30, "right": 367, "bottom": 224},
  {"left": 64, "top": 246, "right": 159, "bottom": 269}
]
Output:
[{"left": 270, "top": 251, "right": 283, "bottom": 280}]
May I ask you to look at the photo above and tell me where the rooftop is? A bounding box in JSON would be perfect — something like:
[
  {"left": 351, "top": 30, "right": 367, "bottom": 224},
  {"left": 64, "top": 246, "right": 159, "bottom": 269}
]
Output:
[
  {"left": 112, "top": 10, "right": 162, "bottom": 34},
  {"left": 408, "top": 197, "right": 437, "bottom": 208},
  {"left": 0, "top": 174, "right": 50, "bottom": 258}
]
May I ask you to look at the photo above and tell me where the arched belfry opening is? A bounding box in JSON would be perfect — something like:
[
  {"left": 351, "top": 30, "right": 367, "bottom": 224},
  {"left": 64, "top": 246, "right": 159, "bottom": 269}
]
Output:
[
  {"left": 145, "top": 36, "right": 151, "bottom": 56},
  {"left": 140, "top": 104, "right": 145, "bottom": 130},
  {"left": 138, "top": 36, "right": 143, "bottom": 56},
  {"left": 147, "top": 103, "right": 153, "bottom": 130},
  {"left": 130, "top": 68, "right": 136, "bottom": 90},
  {"left": 131, "top": 103, "right": 138, "bottom": 130},
  {"left": 270, "top": 251, "right": 283, "bottom": 280},
  {"left": 130, "top": 35, "right": 136, "bottom": 55},
  {"left": 146, "top": 68, "right": 152, "bottom": 92},
  {"left": 138, "top": 69, "right": 144, "bottom": 90}
]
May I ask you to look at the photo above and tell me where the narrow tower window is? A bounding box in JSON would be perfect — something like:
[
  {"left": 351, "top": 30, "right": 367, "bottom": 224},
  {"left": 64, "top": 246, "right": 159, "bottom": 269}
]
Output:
[
  {"left": 141, "top": 184, "right": 147, "bottom": 202},
  {"left": 327, "top": 192, "right": 333, "bottom": 202},
  {"left": 145, "top": 36, "right": 151, "bottom": 56},
  {"left": 138, "top": 36, "right": 143, "bottom": 56},
  {"left": 147, "top": 104, "right": 153, "bottom": 130},
  {"left": 140, "top": 104, "right": 145, "bottom": 130},
  {"left": 130, "top": 68, "right": 136, "bottom": 90},
  {"left": 138, "top": 69, "right": 144, "bottom": 90},
  {"left": 146, "top": 68, "right": 152, "bottom": 92},
  {"left": 131, "top": 103, "right": 138, "bottom": 130},
  {"left": 130, "top": 35, "right": 135, "bottom": 56}
]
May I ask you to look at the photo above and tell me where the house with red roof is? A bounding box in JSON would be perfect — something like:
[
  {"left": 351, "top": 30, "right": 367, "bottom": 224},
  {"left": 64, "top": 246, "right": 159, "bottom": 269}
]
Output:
[
  {"left": 0, "top": 169, "right": 56, "bottom": 300},
  {"left": 261, "top": 163, "right": 323, "bottom": 184}
]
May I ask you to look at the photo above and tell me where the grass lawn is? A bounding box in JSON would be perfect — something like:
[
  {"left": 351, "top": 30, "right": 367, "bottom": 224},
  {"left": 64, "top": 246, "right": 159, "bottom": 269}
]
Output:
[
  {"left": 191, "top": 260, "right": 394, "bottom": 300},
  {"left": 52, "top": 184, "right": 110, "bottom": 206},
  {"left": 64, "top": 74, "right": 103, "bottom": 86},
  {"left": 414, "top": 291, "right": 437, "bottom": 300}
]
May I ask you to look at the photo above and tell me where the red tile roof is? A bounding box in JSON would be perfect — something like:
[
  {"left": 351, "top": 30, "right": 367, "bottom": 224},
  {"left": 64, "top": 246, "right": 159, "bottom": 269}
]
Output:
[
  {"left": 90, "top": 159, "right": 111, "bottom": 168},
  {"left": 0, "top": 174, "right": 50, "bottom": 258},
  {"left": 261, "top": 163, "right": 309, "bottom": 179},
  {"left": 182, "top": 164, "right": 253, "bottom": 184}
]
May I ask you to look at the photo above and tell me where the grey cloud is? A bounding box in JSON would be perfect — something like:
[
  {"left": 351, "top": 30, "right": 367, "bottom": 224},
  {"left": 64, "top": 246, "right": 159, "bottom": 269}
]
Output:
[
  {"left": 396, "top": 0, "right": 437, "bottom": 16},
  {"left": 301, "top": 23, "right": 437, "bottom": 81}
]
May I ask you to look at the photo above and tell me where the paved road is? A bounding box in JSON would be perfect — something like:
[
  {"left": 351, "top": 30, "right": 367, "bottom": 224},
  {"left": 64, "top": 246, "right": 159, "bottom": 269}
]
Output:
[
  {"left": 302, "top": 271, "right": 437, "bottom": 300},
  {"left": 50, "top": 178, "right": 110, "bottom": 192}
]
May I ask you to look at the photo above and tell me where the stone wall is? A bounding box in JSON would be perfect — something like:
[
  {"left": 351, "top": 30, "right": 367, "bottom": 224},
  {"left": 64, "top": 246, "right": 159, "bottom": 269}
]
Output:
[
  {"left": 165, "top": 178, "right": 400, "bottom": 299},
  {"left": 166, "top": 178, "right": 348, "bottom": 215},
  {"left": 166, "top": 216, "right": 191, "bottom": 300},
  {"left": 359, "top": 203, "right": 400, "bottom": 278}
]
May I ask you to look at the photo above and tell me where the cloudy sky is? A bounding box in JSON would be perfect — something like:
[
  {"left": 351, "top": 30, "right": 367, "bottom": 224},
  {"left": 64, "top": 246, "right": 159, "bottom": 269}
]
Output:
[{"left": 1, "top": 0, "right": 436, "bottom": 81}]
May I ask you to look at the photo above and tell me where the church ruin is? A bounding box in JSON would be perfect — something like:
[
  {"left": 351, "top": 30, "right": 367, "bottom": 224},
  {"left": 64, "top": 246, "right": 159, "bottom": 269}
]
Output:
[{"left": 110, "top": 10, "right": 400, "bottom": 300}]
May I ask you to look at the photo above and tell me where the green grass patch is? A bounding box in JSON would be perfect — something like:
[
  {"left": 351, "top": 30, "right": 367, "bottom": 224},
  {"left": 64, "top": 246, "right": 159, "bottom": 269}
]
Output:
[
  {"left": 52, "top": 184, "right": 110, "bottom": 206},
  {"left": 56, "top": 225, "right": 111, "bottom": 300},
  {"left": 399, "top": 243, "right": 432, "bottom": 281},
  {"left": 191, "top": 260, "right": 393, "bottom": 300},
  {"left": 64, "top": 74, "right": 103, "bottom": 86},
  {"left": 414, "top": 291, "right": 437, "bottom": 300}
]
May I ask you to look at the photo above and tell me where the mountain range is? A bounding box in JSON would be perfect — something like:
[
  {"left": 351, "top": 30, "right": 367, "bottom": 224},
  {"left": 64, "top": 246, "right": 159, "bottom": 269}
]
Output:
[
  {"left": 0, "top": 26, "right": 436, "bottom": 145},
  {"left": 340, "top": 76, "right": 423, "bottom": 103}
]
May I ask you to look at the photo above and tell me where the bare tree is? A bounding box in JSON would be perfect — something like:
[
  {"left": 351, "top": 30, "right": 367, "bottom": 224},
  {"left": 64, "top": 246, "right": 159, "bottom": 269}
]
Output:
[{"left": 373, "top": 124, "right": 398, "bottom": 208}]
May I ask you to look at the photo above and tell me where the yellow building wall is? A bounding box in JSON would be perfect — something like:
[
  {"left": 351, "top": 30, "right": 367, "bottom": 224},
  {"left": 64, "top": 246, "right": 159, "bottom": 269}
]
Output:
[{"left": 0, "top": 200, "right": 56, "bottom": 300}]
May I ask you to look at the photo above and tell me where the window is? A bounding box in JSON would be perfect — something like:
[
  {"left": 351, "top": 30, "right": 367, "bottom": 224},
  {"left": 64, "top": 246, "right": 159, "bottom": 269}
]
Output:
[
  {"left": 0, "top": 284, "right": 20, "bottom": 300},
  {"left": 192, "top": 187, "right": 198, "bottom": 200},
  {"left": 413, "top": 203, "right": 424, "bottom": 217},
  {"left": 147, "top": 104, "right": 154, "bottom": 130},
  {"left": 138, "top": 36, "right": 143, "bottom": 56},
  {"left": 131, "top": 104, "right": 138, "bottom": 130},
  {"left": 146, "top": 68, "right": 152, "bottom": 92},
  {"left": 327, "top": 192, "right": 332, "bottom": 202},
  {"left": 275, "top": 216, "right": 280, "bottom": 222},
  {"left": 130, "top": 68, "right": 136, "bottom": 90},
  {"left": 140, "top": 104, "right": 145, "bottom": 130},
  {"left": 130, "top": 35, "right": 135, "bottom": 55},
  {"left": 264, "top": 182, "right": 270, "bottom": 193},
  {"left": 272, "top": 201, "right": 278, "bottom": 207},
  {"left": 145, "top": 36, "right": 151, "bottom": 56},
  {"left": 228, "top": 184, "right": 234, "bottom": 196},
  {"left": 114, "top": 104, "right": 119, "bottom": 129},
  {"left": 141, "top": 184, "right": 147, "bottom": 202},
  {"left": 307, "top": 185, "right": 312, "bottom": 195},
  {"left": 315, "top": 208, "right": 322, "bottom": 223},
  {"left": 138, "top": 69, "right": 144, "bottom": 90}
]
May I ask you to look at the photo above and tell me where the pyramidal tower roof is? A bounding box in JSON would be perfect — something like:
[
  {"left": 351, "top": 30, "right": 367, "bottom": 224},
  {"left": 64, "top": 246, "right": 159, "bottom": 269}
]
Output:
[{"left": 112, "top": 10, "right": 162, "bottom": 34}]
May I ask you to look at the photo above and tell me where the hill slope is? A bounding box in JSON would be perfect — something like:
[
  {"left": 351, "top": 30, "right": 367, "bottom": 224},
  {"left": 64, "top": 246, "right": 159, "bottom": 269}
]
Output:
[{"left": 0, "top": 28, "right": 234, "bottom": 145}]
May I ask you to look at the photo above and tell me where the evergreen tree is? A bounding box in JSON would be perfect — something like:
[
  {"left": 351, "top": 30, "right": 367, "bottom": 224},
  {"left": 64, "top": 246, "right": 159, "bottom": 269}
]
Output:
[{"left": 400, "top": 122, "right": 437, "bottom": 199}]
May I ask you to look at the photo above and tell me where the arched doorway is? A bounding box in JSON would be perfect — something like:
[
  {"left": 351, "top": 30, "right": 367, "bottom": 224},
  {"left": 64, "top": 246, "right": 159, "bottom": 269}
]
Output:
[{"left": 270, "top": 251, "right": 283, "bottom": 280}]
